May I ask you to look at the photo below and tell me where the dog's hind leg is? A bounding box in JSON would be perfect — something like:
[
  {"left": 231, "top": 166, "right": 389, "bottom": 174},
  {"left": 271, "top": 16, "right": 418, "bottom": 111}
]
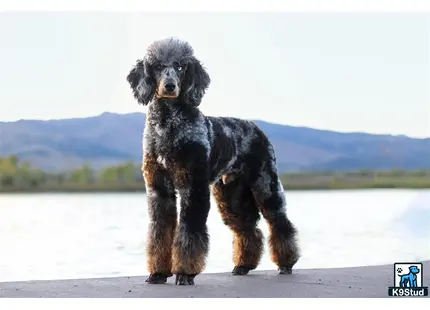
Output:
[
  {"left": 251, "top": 168, "right": 300, "bottom": 274},
  {"left": 143, "top": 155, "right": 177, "bottom": 284},
  {"left": 212, "top": 179, "right": 264, "bottom": 275}
]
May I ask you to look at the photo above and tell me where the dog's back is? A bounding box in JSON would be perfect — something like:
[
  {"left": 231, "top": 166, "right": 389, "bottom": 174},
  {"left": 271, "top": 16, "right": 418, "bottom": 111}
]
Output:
[{"left": 206, "top": 115, "right": 276, "bottom": 185}]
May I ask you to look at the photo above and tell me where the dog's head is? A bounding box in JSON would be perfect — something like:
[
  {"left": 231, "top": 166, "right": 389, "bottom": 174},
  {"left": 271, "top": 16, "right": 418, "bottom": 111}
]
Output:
[
  {"left": 409, "top": 266, "right": 420, "bottom": 274},
  {"left": 126, "top": 37, "right": 211, "bottom": 107}
]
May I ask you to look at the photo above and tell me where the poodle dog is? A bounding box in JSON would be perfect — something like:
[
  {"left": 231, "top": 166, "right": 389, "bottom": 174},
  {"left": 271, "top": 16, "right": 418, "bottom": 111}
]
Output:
[{"left": 126, "top": 37, "right": 300, "bottom": 286}]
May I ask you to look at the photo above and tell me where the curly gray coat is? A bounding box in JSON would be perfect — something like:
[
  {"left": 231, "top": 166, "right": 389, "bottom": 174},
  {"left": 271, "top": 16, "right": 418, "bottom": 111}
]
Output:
[{"left": 126, "top": 37, "right": 300, "bottom": 285}]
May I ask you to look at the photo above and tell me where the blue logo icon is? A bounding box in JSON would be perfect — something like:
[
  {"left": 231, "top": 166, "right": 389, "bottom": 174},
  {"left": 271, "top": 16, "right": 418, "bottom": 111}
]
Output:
[{"left": 388, "top": 262, "right": 428, "bottom": 297}]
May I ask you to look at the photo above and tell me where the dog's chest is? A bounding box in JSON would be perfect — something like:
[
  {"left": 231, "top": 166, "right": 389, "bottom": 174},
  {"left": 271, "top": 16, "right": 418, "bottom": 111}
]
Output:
[
  {"left": 144, "top": 123, "right": 177, "bottom": 156},
  {"left": 144, "top": 114, "right": 210, "bottom": 167}
]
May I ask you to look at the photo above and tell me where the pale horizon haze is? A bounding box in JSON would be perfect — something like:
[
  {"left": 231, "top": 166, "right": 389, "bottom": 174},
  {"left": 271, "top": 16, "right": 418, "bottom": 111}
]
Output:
[{"left": 0, "top": 12, "right": 429, "bottom": 138}]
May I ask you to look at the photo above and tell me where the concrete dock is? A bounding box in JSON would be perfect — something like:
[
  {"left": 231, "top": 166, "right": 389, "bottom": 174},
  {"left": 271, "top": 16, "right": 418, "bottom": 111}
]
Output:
[{"left": 0, "top": 261, "right": 429, "bottom": 298}]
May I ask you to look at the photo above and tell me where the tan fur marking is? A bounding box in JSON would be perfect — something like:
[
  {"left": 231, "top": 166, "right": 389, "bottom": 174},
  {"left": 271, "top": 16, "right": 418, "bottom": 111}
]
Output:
[
  {"left": 233, "top": 229, "right": 264, "bottom": 268},
  {"left": 267, "top": 226, "right": 300, "bottom": 267},
  {"left": 146, "top": 215, "right": 177, "bottom": 274},
  {"left": 143, "top": 155, "right": 159, "bottom": 188},
  {"left": 171, "top": 231, "right": 207, "bottom": 274}
]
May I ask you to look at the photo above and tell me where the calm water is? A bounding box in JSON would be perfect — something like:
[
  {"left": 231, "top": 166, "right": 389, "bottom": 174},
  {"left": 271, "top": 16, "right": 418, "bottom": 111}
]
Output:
[{"left": 0, "top": 189, "right": 429, "bottom": 282}]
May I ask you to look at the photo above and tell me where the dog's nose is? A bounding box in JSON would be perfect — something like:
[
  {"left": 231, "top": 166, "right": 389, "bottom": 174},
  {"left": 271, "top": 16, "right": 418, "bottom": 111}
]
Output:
[{"left": 165, "top": 83, "right": 176, "bottom": 92}]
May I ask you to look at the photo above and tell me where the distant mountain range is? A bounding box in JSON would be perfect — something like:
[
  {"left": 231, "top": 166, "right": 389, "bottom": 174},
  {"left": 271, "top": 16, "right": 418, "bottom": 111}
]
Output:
[{"left": 1, "top": 112, "right": 429, "bottom": 173}]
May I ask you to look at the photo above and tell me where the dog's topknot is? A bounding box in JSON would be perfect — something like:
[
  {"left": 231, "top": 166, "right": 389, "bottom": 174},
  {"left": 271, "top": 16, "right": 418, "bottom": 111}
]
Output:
[{"left": 145, "top": 37, "right": 195, "bottom": 64}]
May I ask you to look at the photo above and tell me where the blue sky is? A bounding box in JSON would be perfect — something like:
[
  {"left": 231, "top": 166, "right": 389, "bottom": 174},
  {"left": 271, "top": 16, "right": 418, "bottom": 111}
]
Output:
[{"left": 0, "top": 12, "right": 428, "bottom": 138}]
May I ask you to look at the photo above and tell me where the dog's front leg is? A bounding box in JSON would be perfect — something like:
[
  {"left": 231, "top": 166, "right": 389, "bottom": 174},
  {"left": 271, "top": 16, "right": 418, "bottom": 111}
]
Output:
[
  {"left": 143, "top": 155, "right": 177, "bottom": 284},
  {"left": 171, "top": 163, "right": 211, "bottom": 285}
]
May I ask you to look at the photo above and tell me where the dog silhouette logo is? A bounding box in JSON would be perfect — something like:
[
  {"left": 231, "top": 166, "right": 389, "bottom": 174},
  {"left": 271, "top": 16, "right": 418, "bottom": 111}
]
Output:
[{"left": 388, "top": 262, "right": 428, "bottom": 297}]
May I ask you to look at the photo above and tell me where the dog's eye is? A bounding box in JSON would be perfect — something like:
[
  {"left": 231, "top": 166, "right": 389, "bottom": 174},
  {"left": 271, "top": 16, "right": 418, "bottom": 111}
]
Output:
[{"left": 177, "top": 66, "right": 183, "bottom": 71}]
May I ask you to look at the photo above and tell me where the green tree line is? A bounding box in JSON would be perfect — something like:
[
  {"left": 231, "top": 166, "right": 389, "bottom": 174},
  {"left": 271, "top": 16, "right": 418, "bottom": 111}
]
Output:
[
  {"left": 0, "top": 155, "right": 429, "bottom": 193},
  {"left": 0, "top": 155, "right": 145, "bottom": 192}
]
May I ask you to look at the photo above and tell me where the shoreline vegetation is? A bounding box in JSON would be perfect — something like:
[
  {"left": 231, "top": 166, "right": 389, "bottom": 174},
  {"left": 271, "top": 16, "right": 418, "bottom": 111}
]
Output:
[{"left": 1, "top": 156, "right": 430, "bottom": 193}]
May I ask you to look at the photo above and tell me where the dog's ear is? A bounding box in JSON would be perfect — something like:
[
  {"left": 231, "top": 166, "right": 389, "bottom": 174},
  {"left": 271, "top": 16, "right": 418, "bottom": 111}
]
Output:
[
  {"left": 181, "top": 56, "right": 211, "bottom": 107},
  {"left": 126, "top": 59, "right": 155, "bottom": 106}
]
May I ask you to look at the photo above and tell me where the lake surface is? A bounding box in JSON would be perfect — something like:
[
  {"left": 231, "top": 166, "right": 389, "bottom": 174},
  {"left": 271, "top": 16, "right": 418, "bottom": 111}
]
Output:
[{"left": 0, "top": 189, "right": 429, "bottom": 282}]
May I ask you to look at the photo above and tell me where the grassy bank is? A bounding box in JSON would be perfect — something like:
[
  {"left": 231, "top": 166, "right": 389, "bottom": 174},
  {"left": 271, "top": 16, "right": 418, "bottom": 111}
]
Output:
[
  {"left": 2, "top": 182, "right": 429, "bottom": 193},
  {"left": 279, "top": 170, "right": 430, "bottom": 189},
  {"left": 1, "top": 155, "right": 429, "bottom": 193}
]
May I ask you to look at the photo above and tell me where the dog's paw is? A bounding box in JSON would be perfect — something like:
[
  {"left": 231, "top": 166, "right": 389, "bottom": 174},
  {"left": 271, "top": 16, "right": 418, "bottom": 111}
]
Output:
[
  {"left": 278, "top": 266, "right": 293, "bottom": 275},
  {"left": 232, "top": 265, "right": 252, "bottom": 276},
  {"left": 145, "top": 273, "right": 170, "bottom": 284},
  {"left": 175, "top": 274, "right": 196, "bottom": 285}
]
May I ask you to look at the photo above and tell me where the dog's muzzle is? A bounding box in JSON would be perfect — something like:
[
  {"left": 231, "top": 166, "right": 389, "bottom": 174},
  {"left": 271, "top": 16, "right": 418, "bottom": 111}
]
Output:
[{"left": 157, "top": 78, "right": 179, "bottom": 98}]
